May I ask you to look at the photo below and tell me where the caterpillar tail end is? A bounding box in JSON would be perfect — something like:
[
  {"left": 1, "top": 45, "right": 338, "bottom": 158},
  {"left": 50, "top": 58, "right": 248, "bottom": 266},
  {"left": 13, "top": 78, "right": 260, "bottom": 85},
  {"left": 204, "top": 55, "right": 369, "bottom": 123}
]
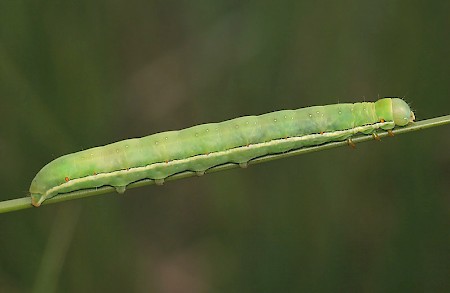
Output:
[{"left": 30, "top": 193, "right": 45, "bottom": 207}]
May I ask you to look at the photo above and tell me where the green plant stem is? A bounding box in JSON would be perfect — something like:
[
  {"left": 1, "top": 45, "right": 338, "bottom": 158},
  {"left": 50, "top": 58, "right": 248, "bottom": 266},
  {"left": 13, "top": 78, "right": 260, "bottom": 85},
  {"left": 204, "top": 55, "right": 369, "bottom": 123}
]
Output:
[{"left": 1, "top": 115, "right": 449, "bottom": 214}]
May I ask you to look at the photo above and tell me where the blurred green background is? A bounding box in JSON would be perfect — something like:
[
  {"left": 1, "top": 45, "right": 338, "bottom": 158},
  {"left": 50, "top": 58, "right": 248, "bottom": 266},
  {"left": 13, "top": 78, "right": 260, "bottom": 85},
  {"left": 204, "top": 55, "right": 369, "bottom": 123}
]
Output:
[{"left": 0, "top": 1, "right": 449, "bottom": 292}]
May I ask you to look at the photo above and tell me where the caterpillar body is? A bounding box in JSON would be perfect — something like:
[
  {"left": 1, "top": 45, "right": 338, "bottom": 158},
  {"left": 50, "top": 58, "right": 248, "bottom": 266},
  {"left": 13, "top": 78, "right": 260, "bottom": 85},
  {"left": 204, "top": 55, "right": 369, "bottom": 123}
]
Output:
[{"left": 30, "top": 98, "right": 415, "bottom": 207}]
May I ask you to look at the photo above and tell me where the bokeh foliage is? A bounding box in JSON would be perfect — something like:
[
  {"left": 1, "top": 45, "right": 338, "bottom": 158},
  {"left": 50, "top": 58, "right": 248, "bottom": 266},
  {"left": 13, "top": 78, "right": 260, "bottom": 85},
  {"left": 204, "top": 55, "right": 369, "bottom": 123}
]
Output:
[{"left": 0, "top": 1, "right": 449, "bottom": 292}]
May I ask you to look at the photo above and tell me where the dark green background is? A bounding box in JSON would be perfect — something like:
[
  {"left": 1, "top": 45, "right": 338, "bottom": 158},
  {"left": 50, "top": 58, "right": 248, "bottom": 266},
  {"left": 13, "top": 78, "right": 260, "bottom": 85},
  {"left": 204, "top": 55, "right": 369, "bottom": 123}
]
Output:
[{"left": 1, "top": 1, "right": 449, "bottom": 292}]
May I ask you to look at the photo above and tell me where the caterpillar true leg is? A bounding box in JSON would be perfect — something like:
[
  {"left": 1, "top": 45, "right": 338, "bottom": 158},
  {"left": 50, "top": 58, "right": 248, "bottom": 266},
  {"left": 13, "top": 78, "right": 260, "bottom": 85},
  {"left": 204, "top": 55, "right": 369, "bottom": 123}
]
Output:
[
  {"left": 372, "top": 133, "right": 381, "bottom": 141},
  {"left": 347, "top": 138, "right": 356, "bottom": 149}
]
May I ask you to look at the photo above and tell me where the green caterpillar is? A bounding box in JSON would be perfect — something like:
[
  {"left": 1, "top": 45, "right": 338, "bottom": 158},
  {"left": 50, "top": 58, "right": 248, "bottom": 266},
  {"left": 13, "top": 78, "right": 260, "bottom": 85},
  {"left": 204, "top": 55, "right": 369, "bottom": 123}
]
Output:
[{"left": 30, "top": 98, "right": 415, "bottom": 207}]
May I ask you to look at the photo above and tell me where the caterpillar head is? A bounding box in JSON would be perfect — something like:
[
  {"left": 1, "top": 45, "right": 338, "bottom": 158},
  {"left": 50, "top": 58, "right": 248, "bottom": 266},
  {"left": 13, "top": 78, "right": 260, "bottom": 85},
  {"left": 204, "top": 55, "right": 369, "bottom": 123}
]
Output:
[{"left": 392, "top": 98, "right": 415, "bottom": 126}]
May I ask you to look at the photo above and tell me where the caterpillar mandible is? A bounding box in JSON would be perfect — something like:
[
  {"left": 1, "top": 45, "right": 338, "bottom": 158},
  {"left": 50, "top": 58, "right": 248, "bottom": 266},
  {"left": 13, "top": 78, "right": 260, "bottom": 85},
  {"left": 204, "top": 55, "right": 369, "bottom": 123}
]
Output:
[{"left": 29, "top": 98, "right": 415, "bottom": 207}]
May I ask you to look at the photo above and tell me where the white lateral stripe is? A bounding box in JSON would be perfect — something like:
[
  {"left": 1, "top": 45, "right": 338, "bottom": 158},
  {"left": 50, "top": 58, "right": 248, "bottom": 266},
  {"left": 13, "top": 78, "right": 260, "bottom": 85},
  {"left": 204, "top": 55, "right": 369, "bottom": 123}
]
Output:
[{"left": 46, "top": 122, "right": 393, "bottom": 196}]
